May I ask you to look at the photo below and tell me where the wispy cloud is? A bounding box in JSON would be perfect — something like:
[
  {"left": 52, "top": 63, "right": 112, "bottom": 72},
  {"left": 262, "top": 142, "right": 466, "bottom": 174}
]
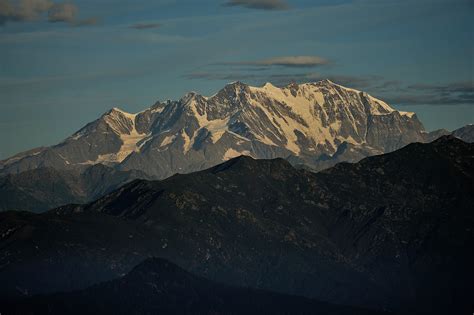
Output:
[
  {"left": 218, "top": 56, "right": 330, "bottom": 68},
  {"left": 47, "top": 2, "right": 76, "bottom": 23},
  {"left": 323, "top": 77, "right": 474, "bottom": 106},
  {"left": 385, "top": 91, "right": 474, "bottom": 106},
  {"left": 130, "top": 22, "right": 162, "bottom": 30},
  {"left": 0, "top": 0, "right": 52, "bottom": 24},
  {"left": 186, "top": 68, "right": 474, "bottom": 106},
  {"left": 0, "top": 0, "right": 96, "bottom": 26},
  {"left": 73, "top": 17, "right": 99, "bottom": 27},
  {"left": 223, "top": 0, "right": 290, "bottom": 11},
  {"left": 407, "top": 81, "right": 474, "bottom": 94}
]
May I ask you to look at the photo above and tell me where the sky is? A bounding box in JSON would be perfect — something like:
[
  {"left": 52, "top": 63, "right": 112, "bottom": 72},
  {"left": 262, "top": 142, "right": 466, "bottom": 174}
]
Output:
[{"left": 0, "top": 0, "right": 473, "bottom": 159}]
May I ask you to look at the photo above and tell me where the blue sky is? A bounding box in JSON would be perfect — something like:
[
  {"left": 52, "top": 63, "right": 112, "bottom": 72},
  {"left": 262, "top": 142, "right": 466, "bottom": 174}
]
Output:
[{"left": 0, "top": 0, "right": 473, "bottom": 158}]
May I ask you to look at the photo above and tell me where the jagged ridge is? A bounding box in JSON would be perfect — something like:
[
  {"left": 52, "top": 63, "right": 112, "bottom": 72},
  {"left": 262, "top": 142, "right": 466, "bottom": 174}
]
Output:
[{"left": 0, "top": 80, "right": 428, "bottom": 178}]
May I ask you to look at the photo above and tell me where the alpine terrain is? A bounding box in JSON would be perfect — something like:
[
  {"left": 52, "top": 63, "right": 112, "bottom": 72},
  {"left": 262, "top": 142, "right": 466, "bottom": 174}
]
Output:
[{"left": 0, "top": 80, "right": 427, "bottom": 178}]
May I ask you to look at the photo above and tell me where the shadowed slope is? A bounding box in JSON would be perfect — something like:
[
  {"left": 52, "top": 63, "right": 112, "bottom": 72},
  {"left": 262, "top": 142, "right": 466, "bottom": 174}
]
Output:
[
  {"left": 0, "top": 136, "right": 472, "bottom": 314},
  {"left": 2, "top": 257, "right": 388, "bottom": 315}
]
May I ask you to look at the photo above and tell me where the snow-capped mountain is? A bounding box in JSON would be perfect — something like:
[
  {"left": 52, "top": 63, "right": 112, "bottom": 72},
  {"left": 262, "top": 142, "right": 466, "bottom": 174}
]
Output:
[{"left": 0, "top": 80, "right": 429, "bottom": 178}]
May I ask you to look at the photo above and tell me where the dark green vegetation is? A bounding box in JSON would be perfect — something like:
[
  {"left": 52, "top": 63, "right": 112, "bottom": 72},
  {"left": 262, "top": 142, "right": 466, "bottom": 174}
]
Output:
[{"left": 0, "top": 136, "right": 472, "bottom": 314}]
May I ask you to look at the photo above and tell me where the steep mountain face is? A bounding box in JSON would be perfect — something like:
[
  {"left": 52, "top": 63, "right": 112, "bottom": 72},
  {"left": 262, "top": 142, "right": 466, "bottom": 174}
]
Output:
[
  {"left": 0, "top": 80, "right": 426, "bottom": 178},
  {"left": 423, "top": 125, "right": 473, "bottom": 143},
  {"left": 2, "top": 258, "right": 387, "bottom": 315},
  {"left": 0, "top": 108, "right": 149, "bottom": 175},
  {"left": 0, "top": 137, "right": 472, "bottom": 314},
  {"left": 452, "top": 124, "right": 474, "bottom": 142},
  {"left": 422, "top": 128, "right": 451, "bottom": 142},
  {"left": 0, "top": 164, "right": 149, "bottom": 213}
]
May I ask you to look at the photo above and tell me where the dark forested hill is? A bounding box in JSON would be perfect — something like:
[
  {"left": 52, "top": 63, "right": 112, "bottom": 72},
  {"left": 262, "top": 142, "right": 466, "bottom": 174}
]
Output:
[
  {"left": 0, "top": 136, "right": 472, "bottom": 314},
  {"left": 2, "top": 258, "right": 388, "bottom": 315}
]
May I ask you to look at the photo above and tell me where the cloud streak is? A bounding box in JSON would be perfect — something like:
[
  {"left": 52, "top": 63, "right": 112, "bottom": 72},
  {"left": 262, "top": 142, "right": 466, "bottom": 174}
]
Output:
[
  {"left": 48, "top": 2, "right": 76, "bottom": 23},
  {"left": 0, "top": 0, "right": 52, "bottom": 24},
  {"left": 72, "top": 17, "right": 98, "bottom": 26},
  {"left": 223, "top": 0, "right": 290, "bottom": 10},
  {"left": 218, "top": 56, "right": 330, "bottom": 68},
  {"left": 407, "top": 81, "right": 474, "bottom": 94},
  {"left": 186, "top": 68, "right": 474, "bottom": 106},
  {"left": 130, "top": 22, "right": 162, "bottom": 30},
  {"left": 328, "top": 77, "right": 474, "bottom": 106},
  {"left": 371, "top": 81, "right": 474, "bottom": 106},
  {"left": 0, "top": 0, "right": 96, "bottom": 26}
]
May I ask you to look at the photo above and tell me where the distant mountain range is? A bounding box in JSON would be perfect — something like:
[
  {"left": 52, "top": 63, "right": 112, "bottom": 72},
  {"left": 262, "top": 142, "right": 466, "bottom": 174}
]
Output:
[
  {"left": 2, "top": 258, "right": 387, "bottom": 315},
  {"left": 1, "top": 136, "right": 472, "bottom": 314},
  {"left": 451, "top": 124, "right": 474, "bottom": 142},
  {"left": 0, "top": 164, "right": 150, "bottom": 213},
  {"left": 0, "top": 80, "right": 472, "bottom": 213},
  {"left": 0, "top": 80, "right": 459, "bottom": 177}
]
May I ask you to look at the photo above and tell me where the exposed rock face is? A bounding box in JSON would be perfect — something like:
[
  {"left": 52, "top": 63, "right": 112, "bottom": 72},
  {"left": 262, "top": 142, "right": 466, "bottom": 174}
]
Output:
[
  {"left": 0, "top": 80, "right": 427, "bottom": 178},
  {"left": 0, "top": 137, "right": 472, "bottom": 314},
  {"left": 0, "top": 108, "right": 145, "bottom": 174},
  {"left": 423, "top": 125, "right": 473, "bottom": 144},
  {"left": 365, "top": 111, "right": 425, "bottom": 152},
  {"left": 1, "top": 258, "right": 387, "bottom": 315},
  {"left": 423, "top": 128, "right": 451, "bottom": 142},
  {"left": 452, "top": 124, "right": 474, "bottom": 142}
]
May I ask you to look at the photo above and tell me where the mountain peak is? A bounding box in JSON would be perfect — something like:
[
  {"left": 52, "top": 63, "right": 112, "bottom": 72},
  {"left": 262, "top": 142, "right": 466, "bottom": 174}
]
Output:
[
  {"left": 1, "top": 80, "right": 429, "bottom": 178},
  {"left": 225, "top": 80, "right": 247, "bottom": 87},
  {"left": 222, "top": 80, "right": 250, "bottom": 92},
  {"left": 452, "top": 124, "right": 474, "bottom": 143},
  {"left": 312, "top": 79, "right": 357, "bottom": 92},
  {"left": 103, "top": 107, "right": 137, "bottom": 121},
  {"left": 318, "top": 79, "right": 335, "bottom": 85},
  {"left": 181, "top": 91, "right": 200, "bottom": 103},
  {"left": 263, "top": 82, "right": 277, "bottom": 89},
  {"left": 108, "top": 107, "right": 127, "bottom": 114},
  {"left": 212, "top": 81, "right": 251, "bottom": 101},
  {"left": 431, "top": 134, "right": 464, "bottom": 145}
]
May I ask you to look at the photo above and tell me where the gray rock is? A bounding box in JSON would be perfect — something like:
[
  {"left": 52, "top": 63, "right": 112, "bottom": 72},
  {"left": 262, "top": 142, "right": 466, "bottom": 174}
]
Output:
[{"left": 452, "top": 124, "right": 474, "bottom": 143}]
